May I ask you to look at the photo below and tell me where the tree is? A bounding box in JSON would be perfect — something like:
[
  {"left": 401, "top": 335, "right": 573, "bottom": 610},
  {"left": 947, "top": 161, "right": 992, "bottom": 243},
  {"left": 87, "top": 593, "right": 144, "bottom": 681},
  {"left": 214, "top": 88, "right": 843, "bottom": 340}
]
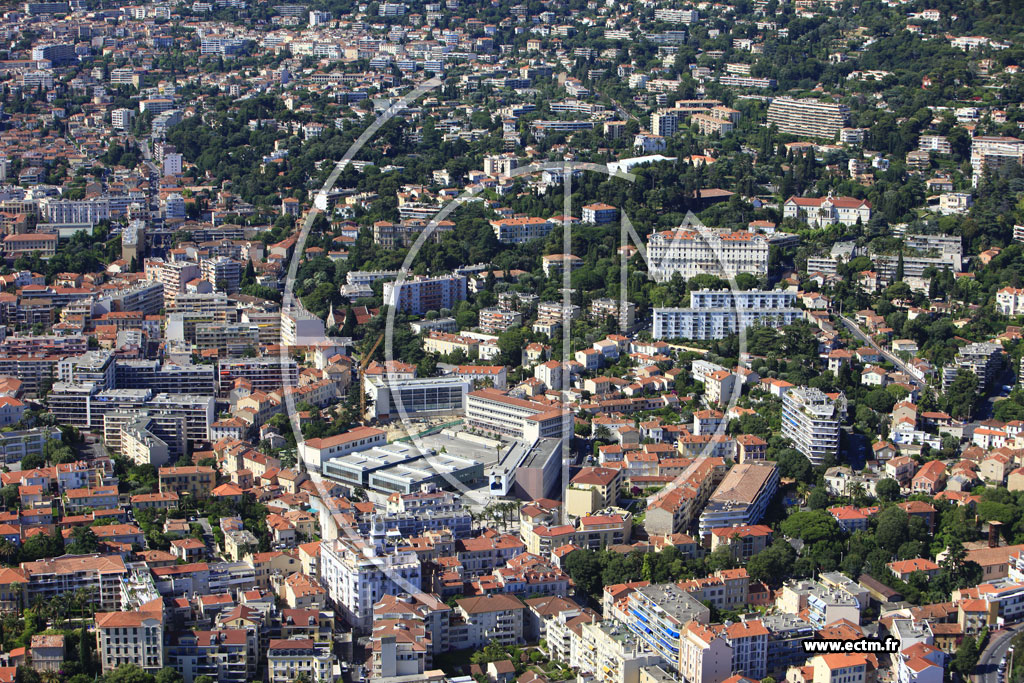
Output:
[
  {"left": 747, "top": 540, "right": 797, "bottom": 587},
  {"left": 18, "top": 666, "right": 41, "bottom": 683},
  {"left": 806, "top": 488, "right": 829, "bottom": 510},
  {"left": 774, "top": 448, "right": 811, "bottom": 481},
  {"left": 875, "top": 478, "right": 900, "bottom": 502},
  {"left": 0, "top": 484, "right": 18, "bottom": 510},
  {"left": 155, "top": 669, "right": 183, "bottom": 683},
  {"left": 874, "top": 507, "right": 911, "bottom": 554},
  {"left": 79, "top": 625, "right": 91, "bottom": 674},
  {"left": 951, "top": 634, "right": 979, "bottom": 675},
  {"left": 779, "top": 510, "right": 841, "bottom": 545},
  {"left": 21, "top": 453, "right": 44, "bottom": 471},
  {"left": 67, "top": 527, "right": 100, "bottom": 555}
]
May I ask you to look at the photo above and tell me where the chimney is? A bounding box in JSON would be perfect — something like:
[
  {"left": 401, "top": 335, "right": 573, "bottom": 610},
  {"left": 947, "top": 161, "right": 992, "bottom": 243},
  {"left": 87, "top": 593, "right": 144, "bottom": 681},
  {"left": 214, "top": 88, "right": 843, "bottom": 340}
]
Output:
[{"left": 989, "top": 520, "right": 1003, "bottom": 548}]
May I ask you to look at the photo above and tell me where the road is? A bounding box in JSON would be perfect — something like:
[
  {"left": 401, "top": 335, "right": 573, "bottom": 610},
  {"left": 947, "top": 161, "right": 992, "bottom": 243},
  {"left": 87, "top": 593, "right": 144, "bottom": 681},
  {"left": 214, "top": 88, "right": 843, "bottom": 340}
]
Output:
[
  {"left": 137, "top": 138, "right": 161, "bottom": 177},
  {"left": 609, "top": 97, "right": 639, "bottom": 122},
  {"left": 976, "top": 626, "right": 1018, "bottom": 683},
  {"left": 838, "top": 316, "right": 924, "bottom": 388}
]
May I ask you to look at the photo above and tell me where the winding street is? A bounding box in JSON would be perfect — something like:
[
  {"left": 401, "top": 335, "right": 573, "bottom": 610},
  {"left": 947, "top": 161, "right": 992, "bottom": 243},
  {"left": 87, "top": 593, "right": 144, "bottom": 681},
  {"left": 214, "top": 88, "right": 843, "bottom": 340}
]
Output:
[{"left": 975, "top": 626, "right": 1018, "bottom": 683}]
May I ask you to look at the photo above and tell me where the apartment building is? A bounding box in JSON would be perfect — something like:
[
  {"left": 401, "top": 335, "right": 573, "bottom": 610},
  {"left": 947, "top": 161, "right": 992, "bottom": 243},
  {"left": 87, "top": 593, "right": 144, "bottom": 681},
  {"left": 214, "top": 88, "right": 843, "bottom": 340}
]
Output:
[
  {"left": 523, "top": 509, "right": 632, "bottom": 555},
  {"left": 479, "top": 307, "right": 523, "bottom": 333},
  {"left": 2, "top": 232, "right": 58, "bottom": 259},
  {"left": 698, "top": 461, "right": 780, "bottom": 537},
  {"left": 651, "top": 111, "right": 679, "bottom": 137},
  {"left": 267, "top": 639, "right": 338, "bottom": 683},
  {"left": 217, "top": 358, "right": 298, "bottom": 394},
  {"left": 582, "top": 203, "right": 620, "bottom": 225},
  {"left": 591, "top": 298, "right": 637, "bottom": 330},
  {"left": 144, "top": 258, "right": 201, "bottom": 307},
  {"left": 971, "top": 136, "right": 1024, "bottom": 185},
  {"left": 382, "top": 274, "right": 468, "bottom": 315},
  {"left": 96, "top": 608, "right": 165, "bottom": 673},
  {"left": 647, "top": 229, "right": 769, "bottom": 281},
  {"left": 490, "top": 217, "right": 553, "bottom": 243},
  {"left": 679, "top": 622, "right": 734, "bottom": 683},
  {"left": 710, "top": 525, "right": 773, "bottom": 561},
  {"left": 452, "top": 594, "right": 526, "bottom": 649},
  {"left": 373, "top": 593, "right": 452, "bottom": 659},
  {"left": 766, "top": 98, "right": 850, "bottom": 140},
  {"left": 623, "top": 582, "right": 711, "bottom": 670},
  {"left": 810, "top": 654, "right": 870, "bottom": 683},
  {"left": 781, "top": 387, "right": 847, "bottom": 466},
  {"left": 573, "top": 619, "right": 661, "bottom": 683},
  {"left": 645, "top": 457, "right": 729, "bottom": 536},
  {"left": 320, "top": 538, "right": 421, "bottom": 630},
  {"left": 719, "top": 74, "right": 777, "bottom": 88},
  {"left": 158, "top": 465, "right": 216, "bottom": 498},
  {"left": 166, "top": 629, "right": 252, "bottom": 683},
  {"left": 782, "top": 195, "right": 872, "bottom": 227},
  {"left": 654, "top": 7, "right": 698, "bottom": 22},
  {"left": 952, "top": 342, "right": 1004, "bottom": 391},
  {"left": 692, "top": 113, "right": 736, "bottom": 136},
  {"left": 654, "top": 289, "right": 801, "bottom": 340},
  {"left": 542, "top": 253, "right": 583, "bottom": 278},
  {"left": 21, "top": 554, "right": 128, "bottom": 611},
  {"left": 565, "top": 466, "right": 623, "bottom": 518}
]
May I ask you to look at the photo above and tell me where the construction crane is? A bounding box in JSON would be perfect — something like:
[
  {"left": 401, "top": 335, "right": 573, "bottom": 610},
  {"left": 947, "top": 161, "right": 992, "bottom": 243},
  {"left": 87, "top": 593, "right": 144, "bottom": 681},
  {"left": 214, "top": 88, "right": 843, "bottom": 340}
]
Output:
[{"left": 358, "top": 332, "right": 385, "bottom": 423}]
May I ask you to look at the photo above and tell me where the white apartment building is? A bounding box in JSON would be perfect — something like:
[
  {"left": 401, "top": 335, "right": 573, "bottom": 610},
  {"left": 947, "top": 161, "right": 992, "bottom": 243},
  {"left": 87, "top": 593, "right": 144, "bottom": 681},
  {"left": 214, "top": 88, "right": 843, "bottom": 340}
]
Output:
[
  {"left": 680, "top": 622, "right": 733, "bottom": 683},
  {"left": 971, "top": 136, "right": 1024, "bottom": 186},
  {"left": 382, "top": 274, "right": 468, "bottom": 315},
  {"left": 654, "top": 289, "right": 801, "bottom": 340},
  {"left": 320, "top": 538, "right": 421, "bottom": 631},
  {"left": 781, "top": 387, "right": 846, "bottom": 466},
  {"left": 281, "top": 308, "right": 327, "bottom": 346},
  {"left": 267, "top": 639, "right": 338, "bottom": 683},
  {"left": 453, "top": 594, "right": 527, "bottom": 649},
  {"left": 654, "top": 7, "right": 698, "bottom": 22},
  {"left": 144, "top": 259, "right": 201, "bottom": 307},
  {"left": 651, "top": 111, "right": 679, "bottom": 137},
  {"left": 766, "top": 98, "right": 850, "bottom": 140},
  {"left": 489, "top": 217, "right": 553, "bottom": 243},
  {"left": 647, "top": 229, "right": 769, "bottom": 281},
  {"left": 573, "top": 619, "right": 661, "bottom": 683},
  {"left": 96, "top": 610, "right": 165, "bottom": 673}
]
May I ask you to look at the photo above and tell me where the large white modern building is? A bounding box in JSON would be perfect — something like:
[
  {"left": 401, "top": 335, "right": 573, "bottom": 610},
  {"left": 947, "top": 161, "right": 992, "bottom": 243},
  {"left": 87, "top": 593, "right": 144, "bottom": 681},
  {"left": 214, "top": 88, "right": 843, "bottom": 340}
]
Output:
[
  {"left": 653, "top": 289, "right": 801, "bottom": 340},
  {"left": 382, "top": 274, "right": 468, "bottom": 315},
  {"left": 766, "top": 98, "right": 850, "bottom": 140},
  {"left": 647, "top": 229, "right": 769, "bottom": 281},
  {"left": 465, "top": 388, "right": 573, "bottom": 441},
  {"left": 364, "top": 376, "right": 469, "bottom": 420},
  {"left": 320, "top": 538, "right": 421, "bottom": 630},
  {"left": 781, "top": 387, "right": 847, "bottom": 466},
  {"left": 971, "top": 136, "right": 1024, "bottom": 186}
]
